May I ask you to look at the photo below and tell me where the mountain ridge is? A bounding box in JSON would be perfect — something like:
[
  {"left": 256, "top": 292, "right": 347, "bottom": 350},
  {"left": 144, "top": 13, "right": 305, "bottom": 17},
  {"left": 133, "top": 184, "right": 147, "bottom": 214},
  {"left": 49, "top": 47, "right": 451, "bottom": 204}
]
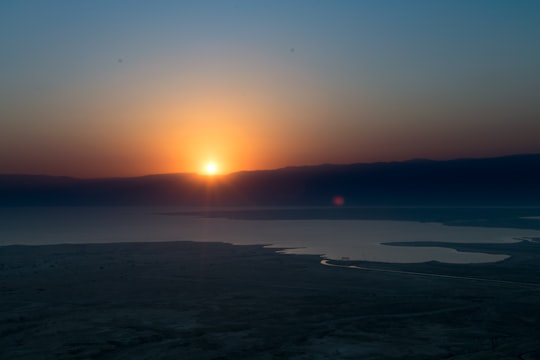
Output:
[{"left": 2, "top": 153, "right": 540, "bottom": 206}]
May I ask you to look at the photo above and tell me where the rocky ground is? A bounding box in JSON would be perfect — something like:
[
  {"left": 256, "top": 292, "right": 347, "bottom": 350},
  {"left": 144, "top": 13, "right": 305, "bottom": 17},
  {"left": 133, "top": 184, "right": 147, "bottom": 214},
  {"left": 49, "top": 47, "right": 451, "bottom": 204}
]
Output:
[{"left": 1, "top": 240, "right": 540, "bottom": 359}]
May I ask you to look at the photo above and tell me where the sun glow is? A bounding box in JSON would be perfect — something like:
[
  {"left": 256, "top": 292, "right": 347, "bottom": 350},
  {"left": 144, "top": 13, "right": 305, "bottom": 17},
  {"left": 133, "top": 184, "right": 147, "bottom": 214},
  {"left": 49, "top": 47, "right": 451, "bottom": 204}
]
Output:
[{"left": 204, "top": 162, "right": 218, "bottom": 175}]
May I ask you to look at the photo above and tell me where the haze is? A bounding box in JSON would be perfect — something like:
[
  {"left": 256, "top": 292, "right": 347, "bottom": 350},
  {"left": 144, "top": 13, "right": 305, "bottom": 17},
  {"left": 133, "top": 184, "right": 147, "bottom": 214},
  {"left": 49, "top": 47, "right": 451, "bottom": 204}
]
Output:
[{"left": 1, "top": 0, "right": 539, "bottom": 177}]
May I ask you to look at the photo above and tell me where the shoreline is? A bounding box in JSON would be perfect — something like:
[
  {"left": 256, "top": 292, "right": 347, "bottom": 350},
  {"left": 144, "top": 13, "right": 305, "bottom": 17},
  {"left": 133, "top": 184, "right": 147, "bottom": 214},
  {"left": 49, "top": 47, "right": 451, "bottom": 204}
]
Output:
[
  {"left": 3, "top": 206, "right": 540, "bottom": 264},
  {"left": 160, "top": 205, "right": 540, "bottom": 230},
  {"left": 2, "top": 240, "right": 540, "bottom": 359}
]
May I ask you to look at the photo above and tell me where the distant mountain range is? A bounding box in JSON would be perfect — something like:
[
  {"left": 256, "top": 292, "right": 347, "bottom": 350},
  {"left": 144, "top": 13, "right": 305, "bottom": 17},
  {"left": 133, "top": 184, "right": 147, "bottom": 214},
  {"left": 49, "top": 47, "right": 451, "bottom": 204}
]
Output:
[{"left": 2, "top": 154, "right": 540, "bottom": 206}]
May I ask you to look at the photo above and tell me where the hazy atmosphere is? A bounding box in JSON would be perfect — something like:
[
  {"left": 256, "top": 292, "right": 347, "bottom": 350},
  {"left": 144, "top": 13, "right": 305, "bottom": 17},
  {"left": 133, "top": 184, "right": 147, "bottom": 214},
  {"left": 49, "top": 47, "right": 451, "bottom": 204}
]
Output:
[
  {"left": 2, "top": 0, "right": 539, "bottom": 177},
  {"left": 2, "top": 3, "right": 540, "bottom": 359}
]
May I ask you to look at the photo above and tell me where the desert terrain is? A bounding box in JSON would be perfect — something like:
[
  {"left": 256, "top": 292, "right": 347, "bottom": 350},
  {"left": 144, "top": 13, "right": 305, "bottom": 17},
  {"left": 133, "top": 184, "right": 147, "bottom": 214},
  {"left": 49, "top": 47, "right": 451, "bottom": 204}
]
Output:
[{"left": 1, "top": 239, "right": 539, "bottom": 359}]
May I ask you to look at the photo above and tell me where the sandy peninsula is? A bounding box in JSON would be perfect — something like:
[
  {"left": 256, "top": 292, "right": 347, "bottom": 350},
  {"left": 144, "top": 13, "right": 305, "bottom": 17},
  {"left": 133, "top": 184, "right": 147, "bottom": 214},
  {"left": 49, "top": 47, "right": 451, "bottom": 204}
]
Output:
[{"left": 1, "top": 240, "right": 540, "bottom": 359}]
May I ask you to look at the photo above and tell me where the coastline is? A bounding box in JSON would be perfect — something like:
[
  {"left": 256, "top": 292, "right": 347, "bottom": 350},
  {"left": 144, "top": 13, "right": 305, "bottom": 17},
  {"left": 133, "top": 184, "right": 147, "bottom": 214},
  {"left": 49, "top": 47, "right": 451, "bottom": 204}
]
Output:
[
  {"left": 3, "top": 206, "right": 540, "bottom": 264},
  {"left": 2, "top": 240, "right": 540, "bottom": 359}
]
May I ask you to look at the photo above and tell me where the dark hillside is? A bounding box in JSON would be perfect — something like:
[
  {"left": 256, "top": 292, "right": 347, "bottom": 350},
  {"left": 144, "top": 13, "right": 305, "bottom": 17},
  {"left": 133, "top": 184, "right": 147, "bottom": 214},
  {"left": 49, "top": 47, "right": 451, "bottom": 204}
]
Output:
[{"left": 2, "top": 154, "right": 539, "bottom": 206}]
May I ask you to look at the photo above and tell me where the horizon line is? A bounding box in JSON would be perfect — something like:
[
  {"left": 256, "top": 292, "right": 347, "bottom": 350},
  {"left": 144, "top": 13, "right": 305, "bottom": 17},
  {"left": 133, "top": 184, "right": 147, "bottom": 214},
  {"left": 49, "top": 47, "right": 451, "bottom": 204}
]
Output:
[{"left": 1, "top": 152, "right": 539, "bottom": 180}]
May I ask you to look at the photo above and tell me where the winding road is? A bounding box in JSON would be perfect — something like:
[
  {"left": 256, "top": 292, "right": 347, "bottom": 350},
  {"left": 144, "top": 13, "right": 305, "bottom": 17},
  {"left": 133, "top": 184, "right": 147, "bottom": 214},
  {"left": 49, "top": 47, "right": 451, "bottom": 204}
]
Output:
[{"left": 320, "top": 259, "right": 540, "bottom": 288}]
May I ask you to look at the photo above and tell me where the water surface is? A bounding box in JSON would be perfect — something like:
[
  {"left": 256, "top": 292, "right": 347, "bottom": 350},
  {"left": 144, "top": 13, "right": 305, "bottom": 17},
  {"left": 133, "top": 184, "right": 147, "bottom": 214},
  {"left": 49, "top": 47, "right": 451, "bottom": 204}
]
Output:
[{"left": 2, "top": 207, "right": 540, "bottom": 263}]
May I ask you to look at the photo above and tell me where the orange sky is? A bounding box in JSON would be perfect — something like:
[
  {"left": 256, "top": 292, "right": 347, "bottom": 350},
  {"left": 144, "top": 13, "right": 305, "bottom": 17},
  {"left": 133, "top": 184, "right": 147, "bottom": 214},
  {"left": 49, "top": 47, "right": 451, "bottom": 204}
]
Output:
[{"left": 1, "top": 1, "right": 540, "bottom": 178}]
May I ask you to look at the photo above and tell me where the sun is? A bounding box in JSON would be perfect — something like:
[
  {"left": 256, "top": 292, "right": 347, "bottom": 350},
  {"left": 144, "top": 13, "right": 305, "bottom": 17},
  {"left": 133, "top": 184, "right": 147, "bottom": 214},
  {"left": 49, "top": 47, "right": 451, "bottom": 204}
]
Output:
[{"left": 204, "top": 162, "right": 218, "bottom": 175}]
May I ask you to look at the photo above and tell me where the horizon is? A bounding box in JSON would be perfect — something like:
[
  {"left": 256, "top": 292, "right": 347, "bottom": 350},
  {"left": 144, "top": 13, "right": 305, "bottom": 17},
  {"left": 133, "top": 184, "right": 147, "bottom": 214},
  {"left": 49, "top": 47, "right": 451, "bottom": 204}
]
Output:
[
  {"left": 1, "top": 1, "right": 540, "bottom": 177},
  {"left": 1, "top": 152, "right": 539, "bottom": 179},
  {"left": 2, "top": 2, "right": 540, "bottom": 353}
]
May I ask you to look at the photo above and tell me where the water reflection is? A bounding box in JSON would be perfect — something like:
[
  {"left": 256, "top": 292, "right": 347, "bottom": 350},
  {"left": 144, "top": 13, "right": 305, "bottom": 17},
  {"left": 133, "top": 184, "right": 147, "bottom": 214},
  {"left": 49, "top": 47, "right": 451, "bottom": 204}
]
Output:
[{"left": 2, "top": 207, "right": 540, "bottom": 264}]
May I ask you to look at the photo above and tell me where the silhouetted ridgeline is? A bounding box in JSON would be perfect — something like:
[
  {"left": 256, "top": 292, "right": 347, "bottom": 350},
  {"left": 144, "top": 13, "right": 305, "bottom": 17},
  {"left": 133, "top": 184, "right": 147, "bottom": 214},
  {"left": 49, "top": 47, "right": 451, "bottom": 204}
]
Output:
[{"left": 1, "top": 154, "right": 540, "bottom": 206}]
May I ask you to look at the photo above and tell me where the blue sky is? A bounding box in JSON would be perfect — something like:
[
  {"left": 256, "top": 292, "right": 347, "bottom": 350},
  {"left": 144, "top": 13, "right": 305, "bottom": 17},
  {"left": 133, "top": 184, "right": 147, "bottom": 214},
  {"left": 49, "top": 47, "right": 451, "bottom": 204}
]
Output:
[{"left": 1, "top": 0, "right": 539, "bottom": 176}]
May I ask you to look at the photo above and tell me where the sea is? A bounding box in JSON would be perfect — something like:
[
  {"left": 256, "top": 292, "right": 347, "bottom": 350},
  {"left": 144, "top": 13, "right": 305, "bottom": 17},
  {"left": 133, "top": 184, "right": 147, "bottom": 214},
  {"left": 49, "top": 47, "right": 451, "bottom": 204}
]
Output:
[{"left": 1, "top": 206, "right": 540, "bottom": 264}]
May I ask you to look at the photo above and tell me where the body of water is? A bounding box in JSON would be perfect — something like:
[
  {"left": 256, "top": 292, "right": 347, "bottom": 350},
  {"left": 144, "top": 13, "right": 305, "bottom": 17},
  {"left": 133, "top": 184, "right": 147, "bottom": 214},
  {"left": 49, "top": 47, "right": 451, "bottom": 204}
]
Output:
[{"left": 1, "top": 207, "right": 540, "bottom": 263}]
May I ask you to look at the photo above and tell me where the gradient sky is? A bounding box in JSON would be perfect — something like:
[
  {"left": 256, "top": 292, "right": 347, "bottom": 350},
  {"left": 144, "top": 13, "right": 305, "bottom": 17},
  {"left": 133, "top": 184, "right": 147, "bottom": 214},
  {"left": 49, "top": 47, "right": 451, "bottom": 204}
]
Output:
[{"left": 1, "top": 0, "right": 539, "bottom": 177}]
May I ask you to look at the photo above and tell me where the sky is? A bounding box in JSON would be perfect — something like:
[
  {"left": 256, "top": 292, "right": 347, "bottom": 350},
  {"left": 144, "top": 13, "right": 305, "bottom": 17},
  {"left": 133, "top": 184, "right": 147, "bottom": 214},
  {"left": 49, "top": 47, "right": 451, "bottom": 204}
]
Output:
[{"left": 1, "top": 0, "right": 539, "bottom": 177}]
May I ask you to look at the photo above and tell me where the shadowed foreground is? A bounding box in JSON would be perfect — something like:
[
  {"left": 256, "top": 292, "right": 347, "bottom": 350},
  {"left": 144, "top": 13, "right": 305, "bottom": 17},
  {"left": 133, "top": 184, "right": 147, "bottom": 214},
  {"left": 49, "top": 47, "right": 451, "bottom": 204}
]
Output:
[{"left": 1, "top": 241, "right": 540, "bottom": 359}]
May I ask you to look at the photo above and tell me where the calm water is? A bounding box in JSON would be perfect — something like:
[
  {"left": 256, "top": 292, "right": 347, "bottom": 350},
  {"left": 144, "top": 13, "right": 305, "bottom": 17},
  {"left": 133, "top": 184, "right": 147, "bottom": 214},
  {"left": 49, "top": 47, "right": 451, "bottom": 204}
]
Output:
[{"left": 1, "top": 207, "right": 540, "bottom": 264}]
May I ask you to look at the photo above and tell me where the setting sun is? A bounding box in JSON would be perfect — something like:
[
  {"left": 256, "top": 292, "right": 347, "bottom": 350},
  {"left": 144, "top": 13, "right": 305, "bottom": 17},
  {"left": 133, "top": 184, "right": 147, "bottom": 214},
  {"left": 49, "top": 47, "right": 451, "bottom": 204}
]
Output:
[{"left": 205, "top": 162, "right": 218, "bottom": 175}]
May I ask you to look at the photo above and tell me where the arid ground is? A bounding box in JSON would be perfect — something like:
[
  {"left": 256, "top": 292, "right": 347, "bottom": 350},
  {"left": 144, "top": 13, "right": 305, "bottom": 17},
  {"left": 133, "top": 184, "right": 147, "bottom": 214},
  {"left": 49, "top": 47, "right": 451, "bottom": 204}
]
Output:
[{"left": 1, "top": 239, "right": 539, "bottom": 359}]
